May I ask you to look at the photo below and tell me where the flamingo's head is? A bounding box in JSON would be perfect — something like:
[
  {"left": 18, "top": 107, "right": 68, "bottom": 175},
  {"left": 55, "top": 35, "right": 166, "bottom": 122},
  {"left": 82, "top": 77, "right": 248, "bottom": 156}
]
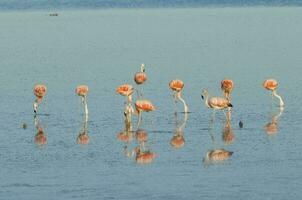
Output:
[
  {"left": 140, "top": 63, "right": 145, "bottom": 72},
  {"left": 201, "top": 89, "right": 208, "bottom": 100}
]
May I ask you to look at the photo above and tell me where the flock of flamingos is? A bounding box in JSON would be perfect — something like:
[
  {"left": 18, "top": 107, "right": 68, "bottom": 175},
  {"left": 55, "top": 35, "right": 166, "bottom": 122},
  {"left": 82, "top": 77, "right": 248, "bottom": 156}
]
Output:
[{"left": 31, "top": 63, "right": 285, "bottom": 165}]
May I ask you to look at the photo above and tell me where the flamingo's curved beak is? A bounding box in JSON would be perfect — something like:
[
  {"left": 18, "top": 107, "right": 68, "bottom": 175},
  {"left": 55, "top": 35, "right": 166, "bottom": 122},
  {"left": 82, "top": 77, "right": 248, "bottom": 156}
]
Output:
[{"left": 201, "top": 95, "right": 204, "bottom": 100}]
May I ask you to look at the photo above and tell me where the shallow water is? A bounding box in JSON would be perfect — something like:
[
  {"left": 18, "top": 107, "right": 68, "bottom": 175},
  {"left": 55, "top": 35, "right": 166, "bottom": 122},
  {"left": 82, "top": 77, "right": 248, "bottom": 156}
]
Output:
[{"left": 1, "top": 7, "right": 302, "bottom": 199}]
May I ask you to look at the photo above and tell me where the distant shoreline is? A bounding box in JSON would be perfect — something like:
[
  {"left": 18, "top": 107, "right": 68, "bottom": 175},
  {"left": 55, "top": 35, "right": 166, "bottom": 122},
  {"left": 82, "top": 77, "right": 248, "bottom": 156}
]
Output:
[{"left": 0, "top": 4, "right": 302, "bottom": 12}]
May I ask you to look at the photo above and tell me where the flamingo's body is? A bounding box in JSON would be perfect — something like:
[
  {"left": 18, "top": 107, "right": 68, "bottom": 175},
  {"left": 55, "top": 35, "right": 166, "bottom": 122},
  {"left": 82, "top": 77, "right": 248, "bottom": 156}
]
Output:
[
  {"left": 201, "top": 89, "right": 232, "bottom": 110},
  {"left": 221, "top": 79, "right": 234, "bottom": 100},
  {"left": 263, "top": 79, "right": 285, "bottom": 107},
  {"left": 134, "top": 63, "right": 147, "bottom": 99},
  {"left": 116, "top": 84, "right": 134, "bottom": 97},
  {"left": 33, "top": 84, "right": 47, "bottom": 114},
  {"left": 134, "top": 63, "right": 147, "bottom": 85},
  {"left": 135, "top": 99, "right": 155, "bottom": 128},
  {"left": 169, "top": 79, "right": 189, "bottom": 113},
  {"left": 76, "top": 85, "right": 89, "bottom": 119},
  {"left": 135, "top": 99, "right": 155, "bottom": 112}
]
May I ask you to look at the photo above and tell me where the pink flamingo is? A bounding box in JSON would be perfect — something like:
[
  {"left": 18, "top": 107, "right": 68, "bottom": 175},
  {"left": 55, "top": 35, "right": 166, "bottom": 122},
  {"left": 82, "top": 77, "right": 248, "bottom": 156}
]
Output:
[
  {"left": 116, "top": 84, "right": 134, "bottom": 122},
  {"left": 76, "top": 85, "right": 89, "bottom": 119},
  {"left": 263, "top": 79, "right": 284, "bottom": 108},
  {"left": 33, "top": 84, "right": 47, "bottom": 114},
  {"left": 169, "top": 79, "right": 189, "bottom": 113},
  {"left": 134, "top": 63, "right": 147, "bottom": 98},
  {"left": 135, "top": 99, "right": 155, "bottom": 128},
  {"left": 221, "top": 79, "right": 234, "bottom": 100}
]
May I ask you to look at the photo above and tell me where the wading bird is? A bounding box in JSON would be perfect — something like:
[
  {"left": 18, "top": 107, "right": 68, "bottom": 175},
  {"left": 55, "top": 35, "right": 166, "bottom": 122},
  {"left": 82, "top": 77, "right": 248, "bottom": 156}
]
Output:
[
  {"left": 169, "top": 79, "right": 189, "bottom": 113},
  {"left": 135, "top": 99, "right": 155, "bottom": 128},
  {"left": 76, "top": 85, "right": 89, "bottom": 119},
  {"left": 33, "top": 84, "right": 47, "bottom": 114},
  {"left": 221, "top": 79, "right": 234, "bottom": 100},
  {"left": 201, "top": 89, "right": 232, "bottom": 121},
  {"left": 116, "top": 84, "right": 134, "bottom": 122},
  {"left": 134, "top": 63, "right": 147, "bottom": 98},
  {"left": 263, "top": 79, "right": 284, "bottom": 108}
]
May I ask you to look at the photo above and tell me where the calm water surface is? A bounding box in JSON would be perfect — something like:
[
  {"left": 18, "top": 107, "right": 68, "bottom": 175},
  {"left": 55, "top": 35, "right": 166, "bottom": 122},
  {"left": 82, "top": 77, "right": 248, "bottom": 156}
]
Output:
[{"left": 0, "top": 7, "right": 302, "bottom": 199}]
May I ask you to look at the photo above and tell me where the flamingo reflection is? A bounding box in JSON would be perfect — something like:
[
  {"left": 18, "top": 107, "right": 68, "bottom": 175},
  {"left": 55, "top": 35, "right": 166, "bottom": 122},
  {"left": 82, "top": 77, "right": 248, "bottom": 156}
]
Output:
[
  {"left": 77, "top": 115, "right": 90, "bottom": 145},
  {"left": 121, "top": 128, "right": 156, "bottom": 164},
  {"left": 134, "top": 129, "right": 156, "bottom": 164},
  {"left": 222, "top": 111, "right": 234, "bottom": 145},
  {"left": 265, "top": 107, "right": 283, "bottom": 135},
  {"left": 170, "top": 112, "right": 188, "bottom": 149},
  {"left": 203, "top": 111, "right": 233, "bottom": 167},
  {"left": 34, "top": 115, "right": 47, "bottom": 145},
  {"left": 76, "top": 85, "right": 90, "bottom": 145}
]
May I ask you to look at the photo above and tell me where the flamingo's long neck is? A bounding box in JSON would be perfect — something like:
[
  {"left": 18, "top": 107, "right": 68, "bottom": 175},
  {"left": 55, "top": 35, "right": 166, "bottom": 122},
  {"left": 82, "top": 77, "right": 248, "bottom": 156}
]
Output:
[
  {"left": 137, "top": 110, "right": 142, "bottom": 129},
  {"left": 140, "top": 64, "right": 145, "bottom": 72},
  {"left": 203, "top": 92, "right": 210, "bottom": 108},
  {"left": 177, "top": 92, "right": 189, "bottom": 113},
  {"left": 272, "top": 90, "right": 285, "bottom": 107},
  {"left": 33, "top": 98, "right": 42, "bottom": 113},
  {"left": 125, "top": 95, "right": 134, "bottom": 122}
]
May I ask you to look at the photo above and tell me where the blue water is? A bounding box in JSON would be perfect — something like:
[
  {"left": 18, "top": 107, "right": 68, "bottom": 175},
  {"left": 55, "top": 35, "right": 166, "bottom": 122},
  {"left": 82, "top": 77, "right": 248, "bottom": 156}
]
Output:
[{"left": 0, "top": 7, "right": 302, "bottom": 200}]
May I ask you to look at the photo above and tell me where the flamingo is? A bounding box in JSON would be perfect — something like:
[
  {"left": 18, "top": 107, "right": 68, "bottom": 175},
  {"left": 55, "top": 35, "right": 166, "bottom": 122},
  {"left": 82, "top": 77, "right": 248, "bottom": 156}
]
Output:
[
  {"left": 169, "top": 79, "right": 189, "bottom": 113},
  {"left": 135, "top": 99, "right": 155, "bottom": 128},
  {"left": 33, "top": 84, "right": 47, "bottom": 114},
  {"left": 76, "top": 85, "right": 89, "bottom": 120},
  {"left": 116, "top": 84, "right": 134, "bottom": 122},
  {"left": 263, "top": 79, "right": 285, "bottom": 108},
  {"left": 201, "top": 89, "right": 232, "bottom": 121},
  {"left": 221, "top": 79, "right": 234, "bottom": 100},
  {"left": 134, "top": 63, "right": 147, "bottom": 98}
]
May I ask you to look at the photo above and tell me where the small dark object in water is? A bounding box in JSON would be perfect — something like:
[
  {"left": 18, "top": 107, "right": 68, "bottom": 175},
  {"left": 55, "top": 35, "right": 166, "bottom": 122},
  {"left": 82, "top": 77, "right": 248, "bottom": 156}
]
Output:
[
  {"left": 22, "top": 123, "right": 27, "bottom": 129},
  {"left": 239, "top": 121, "right": 243, "bottom": 128},
  {"left": 49, "top": 13, "right": 58, "bottom": 16}
]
